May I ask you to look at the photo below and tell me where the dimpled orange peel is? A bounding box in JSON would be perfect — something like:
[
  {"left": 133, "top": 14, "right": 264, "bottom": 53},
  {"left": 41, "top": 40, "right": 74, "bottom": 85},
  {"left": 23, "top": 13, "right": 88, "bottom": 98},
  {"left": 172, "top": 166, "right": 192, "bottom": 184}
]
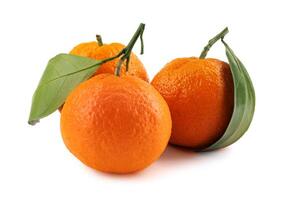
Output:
[
  {"left": 61, "top": 74, "right": 171, "bottom": 173},
  {"left": 152, "top": 57, "right": 234, "bottom": 149}
]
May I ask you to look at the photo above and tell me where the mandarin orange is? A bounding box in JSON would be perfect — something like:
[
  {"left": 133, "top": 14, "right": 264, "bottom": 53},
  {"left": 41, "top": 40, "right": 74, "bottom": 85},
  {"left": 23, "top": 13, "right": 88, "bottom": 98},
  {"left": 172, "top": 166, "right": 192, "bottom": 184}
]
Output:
[
  {"left": 61, "top": 74, "right": 171, "bottom": 173},
  {"left": 70, "top": 41, "right": 148, "bottom": 81},
  {"left": 151, "top": 57, "right": 234, "bottom": 149}
]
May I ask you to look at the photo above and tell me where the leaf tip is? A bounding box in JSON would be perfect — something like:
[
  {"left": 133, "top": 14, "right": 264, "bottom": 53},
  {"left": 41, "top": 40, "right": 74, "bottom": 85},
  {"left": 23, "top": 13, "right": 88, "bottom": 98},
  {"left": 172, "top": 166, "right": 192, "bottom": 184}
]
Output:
[{"left": 28, "top": 119, "right": 39, "bottom": 126}]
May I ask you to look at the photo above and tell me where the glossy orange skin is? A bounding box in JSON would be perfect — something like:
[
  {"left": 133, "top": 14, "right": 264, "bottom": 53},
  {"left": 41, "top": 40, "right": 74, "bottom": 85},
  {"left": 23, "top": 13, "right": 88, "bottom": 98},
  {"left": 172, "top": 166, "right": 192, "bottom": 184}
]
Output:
[
  {"left": 61, "top": 74, "right": 171, "bottom": 173},
  {"left": 70, "top": 42, "right": 149, "bottom": 82},
  {"left": 151, "top": 57, "right": 234, "bottom": 149}
]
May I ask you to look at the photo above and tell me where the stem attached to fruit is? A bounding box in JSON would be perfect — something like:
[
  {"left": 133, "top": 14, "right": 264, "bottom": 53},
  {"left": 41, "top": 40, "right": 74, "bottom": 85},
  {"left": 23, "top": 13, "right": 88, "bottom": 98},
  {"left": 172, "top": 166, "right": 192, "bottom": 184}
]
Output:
[
  {"left": 199, "top": 27, "right": 229, "bottom": 59},
  {"left": 96, "top": 35, "right": 103, "bottom": 46},
  {"left": 85, "top": 24, "right": 145, "bottom": 76},
  {"left": 114, "top": 23, "right": 145, "bottom": 76}
]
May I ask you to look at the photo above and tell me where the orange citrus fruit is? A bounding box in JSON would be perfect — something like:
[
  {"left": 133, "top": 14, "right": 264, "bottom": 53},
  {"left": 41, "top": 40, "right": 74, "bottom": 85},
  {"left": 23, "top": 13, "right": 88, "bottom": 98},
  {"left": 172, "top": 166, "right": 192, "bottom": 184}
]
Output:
[
  {"left": 151, "top": 57, "right": 234, "bottom": 150},
  {"left": 70, "top": 41, "right": 149, "bottom": 81},
  {"left": 61, "top": 74, "right": 171, "bottom": 173}
]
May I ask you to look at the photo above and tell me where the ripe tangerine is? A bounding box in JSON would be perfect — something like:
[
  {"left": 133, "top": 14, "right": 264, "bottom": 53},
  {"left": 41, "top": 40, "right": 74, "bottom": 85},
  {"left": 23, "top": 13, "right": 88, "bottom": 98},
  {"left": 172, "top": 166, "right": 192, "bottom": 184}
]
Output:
[
  {"left": 151, "top": 57, "right": 234, "bottom": 149},
  {"left": 61, "top": 74, "right": 171, "bottom": 173}
]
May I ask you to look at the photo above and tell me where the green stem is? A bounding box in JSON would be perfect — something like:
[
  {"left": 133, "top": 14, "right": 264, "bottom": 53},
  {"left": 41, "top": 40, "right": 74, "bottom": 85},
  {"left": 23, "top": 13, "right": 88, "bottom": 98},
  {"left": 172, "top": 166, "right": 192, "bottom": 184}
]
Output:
[
  {"left": 96, "top": 35, "right": 103, "bottom": 46},
  {"left": 79, "top": 23, "right": 145, "bottom": 76},
  {"left": 114, "top": 23, "right": 145, "bottom": 76},
  {"left": 199, "top": 27, "right": 229, "bottom": 59},
  {"left": 100, "top": 51, "right": 123, "bottom": 65}
]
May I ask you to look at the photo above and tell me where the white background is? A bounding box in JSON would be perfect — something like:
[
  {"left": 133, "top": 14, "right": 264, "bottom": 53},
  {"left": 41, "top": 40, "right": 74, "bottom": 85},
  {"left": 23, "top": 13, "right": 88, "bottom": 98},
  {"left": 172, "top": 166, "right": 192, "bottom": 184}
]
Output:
[{"left": 0, "top": 0, "right": 284, "bottom": 199}]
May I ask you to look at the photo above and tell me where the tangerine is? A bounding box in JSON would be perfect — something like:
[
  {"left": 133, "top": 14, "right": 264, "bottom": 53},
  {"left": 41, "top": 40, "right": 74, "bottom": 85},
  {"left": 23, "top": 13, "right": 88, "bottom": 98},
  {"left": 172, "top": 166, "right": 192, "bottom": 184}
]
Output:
[
  {"left": 151, "top": 57, "right": 234, "bottom": 149},
  {"left": 70, "top": 40, "right": 148, "bottom": 81},
  {"left": 61, "top": 74, "right": 171, "bottom": 173}
]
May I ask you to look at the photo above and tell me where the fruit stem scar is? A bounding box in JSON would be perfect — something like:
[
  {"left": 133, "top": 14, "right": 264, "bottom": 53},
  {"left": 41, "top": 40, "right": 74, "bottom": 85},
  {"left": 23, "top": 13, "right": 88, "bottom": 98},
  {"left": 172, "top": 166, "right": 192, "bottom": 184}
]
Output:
[
  {"left": 199, "top": 27, "right": 229, "bottom": 59},
  {"left": 96, "top": 35, "right": 103, "bottom": 46}
]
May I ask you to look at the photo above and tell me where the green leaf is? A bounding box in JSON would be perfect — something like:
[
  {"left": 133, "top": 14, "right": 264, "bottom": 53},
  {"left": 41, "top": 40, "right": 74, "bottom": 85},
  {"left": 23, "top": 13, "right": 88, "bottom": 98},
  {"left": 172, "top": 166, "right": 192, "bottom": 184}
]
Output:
[
  {"left": 28, "top": 54, "right": 101, "bottom": 125},
  {"left": 205, "top": 40, "right": 255, "bottom": 151}
]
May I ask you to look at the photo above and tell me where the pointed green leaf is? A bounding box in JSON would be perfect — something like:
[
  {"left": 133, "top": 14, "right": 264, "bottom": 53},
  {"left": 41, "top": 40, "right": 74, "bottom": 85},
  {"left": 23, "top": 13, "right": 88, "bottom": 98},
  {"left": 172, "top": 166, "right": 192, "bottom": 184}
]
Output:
[
  {"left": 205, "top": 40, "right": 255, "bottom": 150},
  {"left": 28, "top": 54, "right": 101, "bottom": 125}
]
